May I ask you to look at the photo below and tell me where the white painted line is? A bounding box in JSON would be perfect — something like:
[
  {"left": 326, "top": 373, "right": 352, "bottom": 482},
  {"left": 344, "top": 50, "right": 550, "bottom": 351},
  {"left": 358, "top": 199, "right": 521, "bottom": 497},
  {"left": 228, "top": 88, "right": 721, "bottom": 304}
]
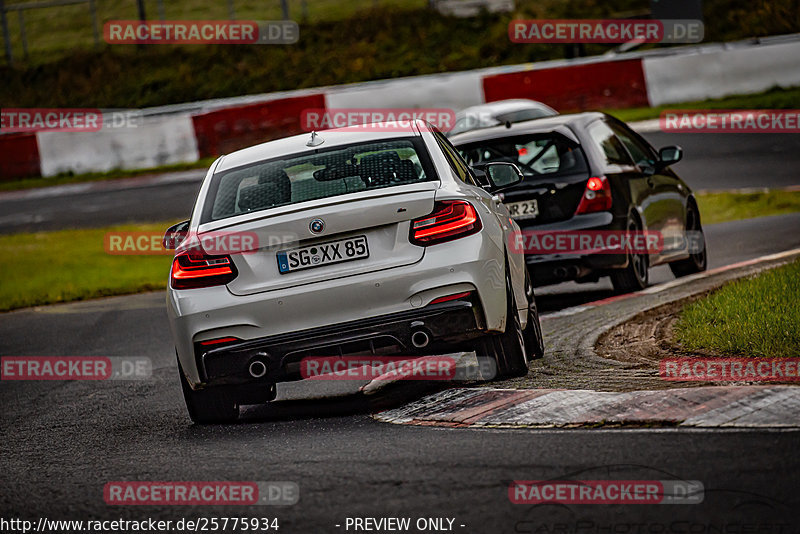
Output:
[
  {"left": 540, "top": 306, "right": 589, "bottom": 320},
  {"left": 629, "top": 118, "right": 661, "bottom": 133},
  {"left": 0, "top": 168, "right": 206, "bottom": 202}
]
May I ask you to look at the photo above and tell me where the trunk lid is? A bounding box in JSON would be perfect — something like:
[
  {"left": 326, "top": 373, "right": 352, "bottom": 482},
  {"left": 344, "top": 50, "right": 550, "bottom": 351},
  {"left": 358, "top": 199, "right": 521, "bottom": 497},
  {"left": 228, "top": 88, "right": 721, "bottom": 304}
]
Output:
[{"left": 199, "top": 182, "right": 438, "bottom": 295}]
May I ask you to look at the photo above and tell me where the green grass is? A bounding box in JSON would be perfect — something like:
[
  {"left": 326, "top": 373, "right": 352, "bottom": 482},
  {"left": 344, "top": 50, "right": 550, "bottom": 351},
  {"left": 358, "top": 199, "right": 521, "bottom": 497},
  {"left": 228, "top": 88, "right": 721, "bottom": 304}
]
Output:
[
  {"left": 1, "top": 0, "right": 797, "bottom": 107},
  {"left": 695, "top": 190, "right": 800, "bottom": 225},
  {"left": 605, "top": 86, "right": 800, "bottom": 123},
  {"left": 0, "top": 158, "right": 215, "bottom": 192},
  {"left": 1, "top": 190, "right": 799, "bottom": 312},
  {"left": 0, "top": 221, "right": 179, "bottom": 312},
  {"left": 2, "top": 0, "right": 427, "bottom": 61},
  {"left": 675, "top": 260, "right": 800, "bottom": 357}
]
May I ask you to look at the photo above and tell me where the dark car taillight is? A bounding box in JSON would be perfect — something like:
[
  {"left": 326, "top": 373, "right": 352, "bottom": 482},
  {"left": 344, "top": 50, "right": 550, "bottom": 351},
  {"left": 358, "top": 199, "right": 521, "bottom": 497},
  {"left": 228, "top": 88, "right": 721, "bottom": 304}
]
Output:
[
  {"left": 575, "top": 176, "right": 612, "bottom": 214},
  {"left": 410, "top": 200, "right": 482, "bottom": 246},
  {"left": 170, "top": 245, "right": 238, "bottom": 290}
]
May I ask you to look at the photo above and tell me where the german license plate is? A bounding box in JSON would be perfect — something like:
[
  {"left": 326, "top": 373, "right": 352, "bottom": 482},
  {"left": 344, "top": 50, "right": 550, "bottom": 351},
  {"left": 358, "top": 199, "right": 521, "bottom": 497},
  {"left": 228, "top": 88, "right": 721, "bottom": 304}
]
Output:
[
  {"left": 506, "top": 199, "right": 539, "bottom": 220},
  {"left": 277, "top": 235, "right": 369, "bottom": 274}
]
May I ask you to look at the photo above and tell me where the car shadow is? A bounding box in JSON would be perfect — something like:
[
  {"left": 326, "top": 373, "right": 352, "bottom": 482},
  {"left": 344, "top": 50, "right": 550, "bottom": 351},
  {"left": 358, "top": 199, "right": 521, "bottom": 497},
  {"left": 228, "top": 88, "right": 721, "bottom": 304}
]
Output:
[{"left": 235, "top": 379, "right": 449, "bottom": 424}]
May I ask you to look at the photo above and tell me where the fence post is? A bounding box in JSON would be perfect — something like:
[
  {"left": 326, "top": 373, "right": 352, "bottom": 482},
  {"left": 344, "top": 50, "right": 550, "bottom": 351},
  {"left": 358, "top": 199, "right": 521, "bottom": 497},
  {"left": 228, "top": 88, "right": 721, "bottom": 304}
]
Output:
[
  {"left": 17, "top": 9, "right": 27, "bottom": 59},
  {"left": 227, "top": 0, "right": 235, "bottom": 20},
  {"left": 280, "top": 0, "right": 289, "bottom": 20},
  {"left": 0, "top": 0, "right": 12, "bottom": 64},
  {"left": 89, "top": 0, "right": 100, "bottom": 46}
]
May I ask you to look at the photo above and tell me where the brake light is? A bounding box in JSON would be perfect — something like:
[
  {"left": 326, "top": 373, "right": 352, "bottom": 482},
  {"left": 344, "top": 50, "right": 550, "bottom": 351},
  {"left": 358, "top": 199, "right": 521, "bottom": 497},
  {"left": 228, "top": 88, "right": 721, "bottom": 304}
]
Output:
[
  {"left": 170, "top": 245, "right": 238, "bottom": 290},
  {"left": 410, "top": 200, "right": 482, "bottom": 246},
  {"left": 575, "top": 176, "right": 612, "bottom": 214},
  {"left": 430, "top": 291, "right": 473, "bottom": 305}
]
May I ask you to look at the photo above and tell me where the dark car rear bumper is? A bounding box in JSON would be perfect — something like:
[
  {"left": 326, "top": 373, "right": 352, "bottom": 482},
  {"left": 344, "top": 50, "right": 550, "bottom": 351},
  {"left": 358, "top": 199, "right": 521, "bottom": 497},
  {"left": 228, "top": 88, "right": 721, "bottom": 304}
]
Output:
[
  {"left": 195, "top": 297, "right": 486, "bottom": 387},
  {"left": 516, "top": 211, "right": 630, "bottom": 285}
]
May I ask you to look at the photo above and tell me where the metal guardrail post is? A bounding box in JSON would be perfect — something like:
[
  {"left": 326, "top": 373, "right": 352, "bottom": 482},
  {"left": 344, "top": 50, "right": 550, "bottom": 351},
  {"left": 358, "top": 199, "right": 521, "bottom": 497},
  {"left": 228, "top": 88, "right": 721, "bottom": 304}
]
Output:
[{"left": 0, "top": 0, "right": 12, "bottom": 64}]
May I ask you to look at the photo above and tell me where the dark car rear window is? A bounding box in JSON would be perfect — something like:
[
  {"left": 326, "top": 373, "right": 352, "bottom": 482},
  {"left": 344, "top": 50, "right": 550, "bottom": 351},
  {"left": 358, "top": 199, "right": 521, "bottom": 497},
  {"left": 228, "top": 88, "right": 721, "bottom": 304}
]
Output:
[
  {"left": 201, "top": 137, "right": 436, "bottom": 223},
  {"left": 455, "top": 133, "right": 588, "bottom": 179}
]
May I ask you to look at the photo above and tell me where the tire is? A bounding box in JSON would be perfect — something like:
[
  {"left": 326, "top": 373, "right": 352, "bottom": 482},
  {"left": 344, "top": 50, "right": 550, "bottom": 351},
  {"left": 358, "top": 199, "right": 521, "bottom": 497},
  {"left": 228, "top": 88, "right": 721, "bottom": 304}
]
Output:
[
  {"left": 610, "top": 214, "right": 649, "bottom": 293},
  {"left": 669, "top": 201, "right": 707, "bottom": 278},
  {"left": 177, "top": 356, "right": 239, "bottom": 424},
  {"left": 479, "top": 271, "right": 529, "bottom": 379},
  {"left": 523, "top": 269, "right": 545, "bottom": 360}
]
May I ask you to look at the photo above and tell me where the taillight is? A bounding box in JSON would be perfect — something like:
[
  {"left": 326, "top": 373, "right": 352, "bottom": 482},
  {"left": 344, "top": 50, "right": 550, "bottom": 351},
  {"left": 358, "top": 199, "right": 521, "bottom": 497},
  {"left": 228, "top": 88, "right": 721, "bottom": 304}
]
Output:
[
  {"left": 575, "top": 176, "right": 612, "bottom": 214},
  {"left": 410, "top": 200, "right": 482, "bottom": 246},
  {"left": 170, "top": 245, "right": 238, "bottom": 290}
]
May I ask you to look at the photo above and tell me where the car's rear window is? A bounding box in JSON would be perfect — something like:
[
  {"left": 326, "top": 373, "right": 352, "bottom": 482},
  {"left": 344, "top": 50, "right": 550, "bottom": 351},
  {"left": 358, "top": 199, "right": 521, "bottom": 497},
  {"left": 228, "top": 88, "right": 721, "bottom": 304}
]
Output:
[
  {"left": 455, "top": 133, "right": 588, "bottom": 179},
  {"left": 202, "top": 138, "right": 435, "bottom": 223}
]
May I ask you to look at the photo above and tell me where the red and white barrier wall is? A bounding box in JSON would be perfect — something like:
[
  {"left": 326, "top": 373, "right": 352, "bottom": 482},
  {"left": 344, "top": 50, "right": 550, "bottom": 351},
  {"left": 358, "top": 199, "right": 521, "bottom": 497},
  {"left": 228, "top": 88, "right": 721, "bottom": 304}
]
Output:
[{"left": 2, "top": 36, "right": 799, "bottom": 180}]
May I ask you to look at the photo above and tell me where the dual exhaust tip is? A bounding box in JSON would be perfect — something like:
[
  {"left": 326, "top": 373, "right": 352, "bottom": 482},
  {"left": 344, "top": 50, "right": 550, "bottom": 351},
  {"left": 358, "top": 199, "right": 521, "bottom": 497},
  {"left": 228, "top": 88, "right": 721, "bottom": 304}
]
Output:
[{"left": 247, "top": 330, "right": 432, "bottom": 378}]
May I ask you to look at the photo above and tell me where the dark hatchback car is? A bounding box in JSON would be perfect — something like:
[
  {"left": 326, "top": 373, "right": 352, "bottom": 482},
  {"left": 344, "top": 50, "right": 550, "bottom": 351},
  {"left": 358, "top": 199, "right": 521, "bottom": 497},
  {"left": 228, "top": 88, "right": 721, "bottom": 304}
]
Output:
[{"left": 450, "top": 112, "right": 707, "bottom": 292}]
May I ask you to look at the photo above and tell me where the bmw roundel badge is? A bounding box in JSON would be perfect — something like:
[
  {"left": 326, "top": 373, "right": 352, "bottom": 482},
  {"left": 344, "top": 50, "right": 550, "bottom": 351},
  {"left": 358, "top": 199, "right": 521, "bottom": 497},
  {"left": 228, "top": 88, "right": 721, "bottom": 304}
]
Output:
[{"left": 309, "top": 218, "right": 325, "bottom": 234}]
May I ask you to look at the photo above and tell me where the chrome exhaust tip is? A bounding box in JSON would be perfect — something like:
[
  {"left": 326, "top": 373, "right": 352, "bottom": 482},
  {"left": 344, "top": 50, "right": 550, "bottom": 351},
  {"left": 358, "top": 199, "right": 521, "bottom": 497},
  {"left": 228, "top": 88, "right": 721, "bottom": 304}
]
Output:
[
  {"left": 411, "top": 330, "right": 431, "bottom": 349},
  {"left": 248, "top": 359, "right": 268, "bottom": 378}
]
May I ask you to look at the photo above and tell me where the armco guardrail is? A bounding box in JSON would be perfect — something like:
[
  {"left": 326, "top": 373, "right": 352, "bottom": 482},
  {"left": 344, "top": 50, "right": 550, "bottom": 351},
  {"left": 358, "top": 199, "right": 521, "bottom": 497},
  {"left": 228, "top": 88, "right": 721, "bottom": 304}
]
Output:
[{"left": 2, "top": 33, "right": 799, "bottom": 180}]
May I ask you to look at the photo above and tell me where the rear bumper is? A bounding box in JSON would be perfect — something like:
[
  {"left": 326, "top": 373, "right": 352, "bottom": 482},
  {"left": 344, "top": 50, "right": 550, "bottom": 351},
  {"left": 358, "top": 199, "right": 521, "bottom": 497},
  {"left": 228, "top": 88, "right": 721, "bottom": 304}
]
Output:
[
  {"left": 197, "top": 298, "right": 484, "bottom": 387},
  {"left": 168, "top": 230, "right": 509, "bottom": 388},
  {"left": 517, "top": 211, "right": 629, "bottom": 285}
]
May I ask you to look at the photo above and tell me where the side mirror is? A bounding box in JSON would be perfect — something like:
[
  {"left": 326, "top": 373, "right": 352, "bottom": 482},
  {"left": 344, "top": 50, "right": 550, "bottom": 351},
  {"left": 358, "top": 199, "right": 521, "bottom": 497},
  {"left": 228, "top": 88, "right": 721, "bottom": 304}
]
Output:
[
  {"left": 658, "top": 146, "right": 683, "bottom": 166},
  {"left": 480, "top": 162, "right": 524, "bottom": 192},
  {"left": 163, "top": 220, "right": 190, "bottom": 250}
]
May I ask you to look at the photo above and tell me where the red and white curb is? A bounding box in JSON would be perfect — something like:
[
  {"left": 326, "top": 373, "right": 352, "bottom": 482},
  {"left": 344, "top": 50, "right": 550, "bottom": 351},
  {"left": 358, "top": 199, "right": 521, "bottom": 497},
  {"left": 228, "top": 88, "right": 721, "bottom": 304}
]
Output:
[
  {"left": 375, "top": 248, "right": 800, "bottom": 429},
  {"left": 374, "top": 386, "right": 800, "bottom": 428}
]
